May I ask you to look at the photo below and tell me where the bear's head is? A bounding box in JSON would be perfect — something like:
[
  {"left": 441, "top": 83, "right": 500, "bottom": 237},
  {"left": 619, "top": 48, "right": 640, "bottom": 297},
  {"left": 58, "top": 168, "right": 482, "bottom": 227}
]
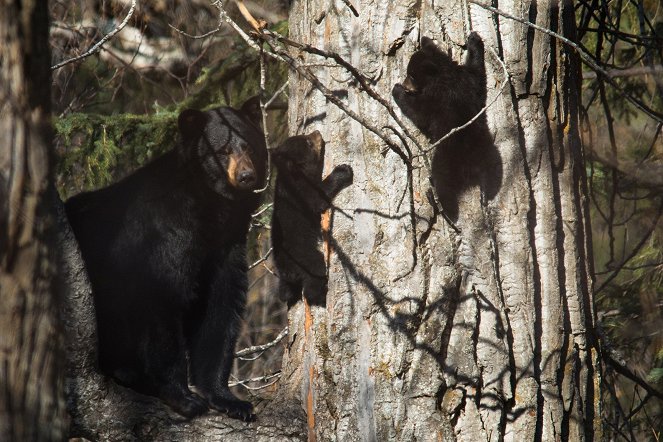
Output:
[
  {"left": 391, "top": 37, "right": 460, "bottom": 140},
  {"left": 272, "top": 130, "right": 325, "bottom": 182},
  {"left": 177, "top": 97, "right": 267, "bottom": 199},
  {"left": 392, "top": 34, "right": 485, "bottom": 141}
]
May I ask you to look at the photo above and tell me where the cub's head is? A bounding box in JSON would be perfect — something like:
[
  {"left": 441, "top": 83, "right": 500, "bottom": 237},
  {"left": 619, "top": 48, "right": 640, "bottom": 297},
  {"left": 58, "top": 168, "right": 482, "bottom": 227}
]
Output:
[
  {"left": 392, "top": 37, "right": 456, "bottom": 139},
  {"left": 392, "top": 34, "right": 485, "bottom": 141},
  {"left": 272, "top": 130, "right": 325, "bottom": 182},
  {"left": 177, "top": 97, "right": 267, "bottom": 199}
]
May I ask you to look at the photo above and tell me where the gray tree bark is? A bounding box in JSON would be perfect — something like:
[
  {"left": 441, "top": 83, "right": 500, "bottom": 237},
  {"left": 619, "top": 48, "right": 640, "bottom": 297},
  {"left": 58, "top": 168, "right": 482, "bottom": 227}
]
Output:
[
  {"left": 0, "top": 1, "right": 67, "bottom": 440},
  {"left": 282, "top": 0, "right": 601, "bottom": 440},
  {"left": 61, "top": 0, "right": 602, "bottom": 441}
]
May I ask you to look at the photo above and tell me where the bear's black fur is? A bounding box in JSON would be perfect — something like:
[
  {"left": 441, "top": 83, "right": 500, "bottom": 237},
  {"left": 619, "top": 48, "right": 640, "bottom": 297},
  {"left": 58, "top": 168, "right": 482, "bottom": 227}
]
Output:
[
  {"left": 392, "top": 33, "right": 501, "bottom": 221},
  {"left": 65, "top": 98, "right": 267, "bottom": 421},
  {"left": 271, "top": 131, "right": 353, "bottom": 306}
]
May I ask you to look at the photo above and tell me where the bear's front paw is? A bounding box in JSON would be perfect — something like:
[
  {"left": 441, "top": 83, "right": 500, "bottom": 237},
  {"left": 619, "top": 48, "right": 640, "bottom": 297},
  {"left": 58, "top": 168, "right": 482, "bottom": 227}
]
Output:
[
  {"left": 210, "top": 396, "right": 256, "bottom": 422},
  {"left": 332, "top": 164, "right": 353, "bottom": 187}
]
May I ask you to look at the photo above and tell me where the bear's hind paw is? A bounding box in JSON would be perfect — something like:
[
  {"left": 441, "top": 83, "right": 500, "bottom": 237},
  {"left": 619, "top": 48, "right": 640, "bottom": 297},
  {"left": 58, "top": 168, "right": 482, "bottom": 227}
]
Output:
[{"left": 210, "top": 397, "right": 256, "bottom": 422}]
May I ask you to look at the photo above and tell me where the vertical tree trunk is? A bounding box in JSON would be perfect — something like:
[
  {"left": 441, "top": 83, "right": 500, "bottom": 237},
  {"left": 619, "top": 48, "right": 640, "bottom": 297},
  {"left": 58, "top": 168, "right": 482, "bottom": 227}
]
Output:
[
  {"left": 283, "top": 0, "right": 601, "bottom": 440},
  {"left": 0, "top": 1, "right": 66, "bottom": 440}
]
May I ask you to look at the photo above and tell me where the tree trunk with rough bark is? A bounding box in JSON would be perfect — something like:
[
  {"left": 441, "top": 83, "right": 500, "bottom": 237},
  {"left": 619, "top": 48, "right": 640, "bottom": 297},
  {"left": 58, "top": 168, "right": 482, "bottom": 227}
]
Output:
[
  {"left": 281, "top": 0, "right": 601, "bottom": 440},
  {"left": 0, "top": 1, "right": 67, "bottom": 440}
]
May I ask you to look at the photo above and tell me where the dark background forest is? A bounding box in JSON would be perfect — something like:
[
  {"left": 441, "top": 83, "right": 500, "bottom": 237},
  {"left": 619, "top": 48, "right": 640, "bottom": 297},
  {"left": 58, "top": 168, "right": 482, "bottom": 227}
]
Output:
[{"left": 48, "top": 0, "right": 662, "bottom": 439}]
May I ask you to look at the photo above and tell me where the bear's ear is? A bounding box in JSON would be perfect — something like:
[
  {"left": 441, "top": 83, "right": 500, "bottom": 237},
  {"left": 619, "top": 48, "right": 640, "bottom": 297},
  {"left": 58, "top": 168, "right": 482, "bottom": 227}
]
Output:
[
  {"left": 178, "top": 109, "right": 207, "bottom": 141},
  {"left": 239, "top": 95, "right": 263, "bottom": 129},
  {"left": 419, "top": 37, "right": 443, "bottom": 55}
]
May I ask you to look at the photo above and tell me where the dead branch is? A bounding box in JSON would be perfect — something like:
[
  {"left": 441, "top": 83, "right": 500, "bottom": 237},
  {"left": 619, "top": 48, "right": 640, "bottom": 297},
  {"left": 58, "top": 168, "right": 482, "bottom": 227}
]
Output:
[
  {"left": 236, "top": 327, "right": 289, "bottom": 358},
  {"left": 583, "top": 64, "right": 663, "bottom": 79},
  {"left": 51, "top": 0, "right": 137, "bottom": 70}
]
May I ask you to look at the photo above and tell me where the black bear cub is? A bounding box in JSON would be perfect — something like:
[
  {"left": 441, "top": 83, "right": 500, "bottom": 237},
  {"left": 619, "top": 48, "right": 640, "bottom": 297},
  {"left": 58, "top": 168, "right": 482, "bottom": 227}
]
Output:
[
  {"left": 65, "top": 98, "right": 267, "bottom": 421},
  {"left": 271, "top": 131, "right": 353, "bottom": 305},
  {"left": 392, "top": 33, "right": 500, "bottom": 221}
]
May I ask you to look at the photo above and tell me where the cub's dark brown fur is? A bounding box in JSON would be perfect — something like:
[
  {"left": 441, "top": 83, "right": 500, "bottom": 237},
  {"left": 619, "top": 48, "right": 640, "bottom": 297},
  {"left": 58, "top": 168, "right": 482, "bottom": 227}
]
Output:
[
  {"left": 393, "top": 33, "right": 501, "bottom": 221},
  {"left": 271, "top": 131, "right": 353, "bottom": 305}
]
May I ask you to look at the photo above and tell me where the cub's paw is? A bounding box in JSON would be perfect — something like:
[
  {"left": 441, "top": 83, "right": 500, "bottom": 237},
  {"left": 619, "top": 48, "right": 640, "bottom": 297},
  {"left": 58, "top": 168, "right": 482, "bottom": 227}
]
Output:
[
  {"left": 392, "top": 83, "right": 406, "bottom": 100},
  {"left": 332, "top": 164, "right": 354, "bottom": 187},
  {"left": 465, "top": 32, "right": 484, "bottom": 65},
  {"left": 210, "top": 396, "right": 256, "bottom": 422},
  {"left": 466, "top": 32, "right": 483, "bottom": 49}
]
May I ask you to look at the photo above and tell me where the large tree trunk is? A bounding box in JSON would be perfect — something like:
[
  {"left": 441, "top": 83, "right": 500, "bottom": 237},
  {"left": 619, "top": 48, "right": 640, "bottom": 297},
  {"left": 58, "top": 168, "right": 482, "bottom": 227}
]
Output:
[
  {"left": 281, "top": 0, "right": 601, "bottom": 440},
  {"left": 0, "top": 1, "right": 67, "bottom": 439}
]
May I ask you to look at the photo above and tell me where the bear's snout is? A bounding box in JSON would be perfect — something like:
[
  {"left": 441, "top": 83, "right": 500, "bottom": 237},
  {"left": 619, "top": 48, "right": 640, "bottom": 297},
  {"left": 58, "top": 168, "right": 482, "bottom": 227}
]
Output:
[
  {"left": 237, "top": 169, "right": 257, "bottom": 188},
  {"left": 227, "top": 151, "right": 258, "bottom": 190}
]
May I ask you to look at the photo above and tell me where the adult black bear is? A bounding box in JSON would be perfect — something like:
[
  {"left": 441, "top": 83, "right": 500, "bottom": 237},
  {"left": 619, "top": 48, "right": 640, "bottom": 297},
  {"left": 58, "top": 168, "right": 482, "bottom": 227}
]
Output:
[
  {"left": 392, "top": 33, "right": 500, "bottom": 221},
  {"left": 271, "top": 131, "right": 353, "bottom": 306},
  {"left": 65, "top": 98, "right": 266, "bottom": 421}
]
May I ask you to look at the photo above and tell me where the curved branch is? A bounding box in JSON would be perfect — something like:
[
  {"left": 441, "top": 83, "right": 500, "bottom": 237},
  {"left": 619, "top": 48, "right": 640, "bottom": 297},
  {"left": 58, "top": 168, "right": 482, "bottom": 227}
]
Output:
[{"left": 51, "top": 0, "right": 138, "bottom": 71}]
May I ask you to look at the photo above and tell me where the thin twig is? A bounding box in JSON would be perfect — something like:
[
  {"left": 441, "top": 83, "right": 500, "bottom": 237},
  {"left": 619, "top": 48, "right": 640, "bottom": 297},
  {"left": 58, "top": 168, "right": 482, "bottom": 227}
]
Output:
[
  {"left": 229, "top": 371, "right": 282, "bottom": 389},
  {"left": 251, "top": 202, "right": 273, "bottom": 218},
  {"left": 51, "top": 0, "right": 138, "bottom": 70},
  {"left": 598, "top": 326, "right": 663, "bottom": 402},
  {"left": 340, "top": 0, "right": 359, "bottom": 17},
  {"left": 212, "top": 0, "right": 280, "bottom": 58},
  {"left": 266, "top": 80, "right": 289, "bottom": 108},
  {"left": 168, "top": 23, "right": 222, "bottom": 39},
  {"left": 248, "top": 247, "right": 273, "bottom": 270},
  {"left": 254, "top": 47, "right": 272, "bottom": 194},
  {"left": 235, "top": 327, "right": 288, "bottom": 357},
  {"left": 595, "top": 198, "right": 663, "bottom": 294},
  {"left": 235, "top": 0, "right": 267, "bottom": 32},
  {"left": 259, "top": 29, "right": 422, "bottom": 156}
]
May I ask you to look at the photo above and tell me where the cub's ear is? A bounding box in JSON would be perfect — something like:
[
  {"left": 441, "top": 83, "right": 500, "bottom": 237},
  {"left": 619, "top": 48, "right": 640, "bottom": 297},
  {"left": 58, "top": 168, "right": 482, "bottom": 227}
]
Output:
[
  {"left": 419, "top": 36, "right": 444, "bottom": 55},
  {"left": 239, "top": 95, "right": 264, "bottom": 129},
  {"left": 178, "top": 109, "right": 207, "bottom": 141}
]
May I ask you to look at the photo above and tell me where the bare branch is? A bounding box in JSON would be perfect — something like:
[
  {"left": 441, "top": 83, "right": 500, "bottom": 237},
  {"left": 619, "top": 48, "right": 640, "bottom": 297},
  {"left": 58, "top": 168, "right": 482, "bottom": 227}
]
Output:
[
  {"left": 595, "top": 198, "right": 663, "bottom": 294},
  {"left": 168, "top": 23, "right": 222, "bottom": 39},
  {"left": 229, "top": 372, "right": 282, "bottom": 390},
  {"left": 235, "top": 0, "right": 267, "bottom": 32},
  {"left": 251, "top": 203, "right": 273, "bottom": 219},
  {"left": 583, "top": 64, "right": 663, "bottom": 79},
  {"left": 248, "top": 247, "right": 273, "bottom": 271},
  {"left": 51, "top": 0, "right": 137, "bottom": 71},
  {"left": 340, "top": 0, "right": 359, "bottom": 17},
  {"left": 235, "top": 327, "right": 288, "bottom": 358},
  {"left": 253, "top": 48, "right": 273, "bottom": 194},
  {"left": 598, "top": 326, "right": 663, "bottom": 402}
]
